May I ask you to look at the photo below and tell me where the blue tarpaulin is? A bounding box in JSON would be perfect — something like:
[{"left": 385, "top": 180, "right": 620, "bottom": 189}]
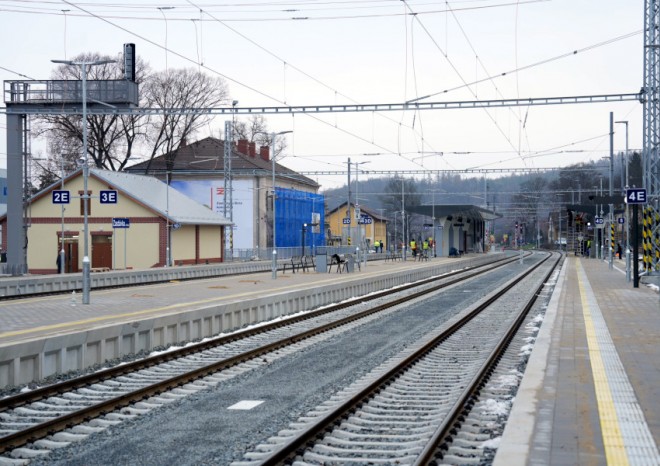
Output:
[{"left": 276, "top": 188, "right": 325, "bottom": 248}]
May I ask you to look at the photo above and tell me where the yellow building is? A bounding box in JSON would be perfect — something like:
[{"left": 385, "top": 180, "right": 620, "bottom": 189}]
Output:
[
  {"left": 0, "top": 168, "right": 231, "bottom": 274},
  {"left": 326, "top": 202, "right": 388, "bottom": 250}
]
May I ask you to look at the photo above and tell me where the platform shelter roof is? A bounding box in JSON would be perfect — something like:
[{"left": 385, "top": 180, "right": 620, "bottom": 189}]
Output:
[{"left": 408, "top": 204, "right": 501, "bottom": 221}]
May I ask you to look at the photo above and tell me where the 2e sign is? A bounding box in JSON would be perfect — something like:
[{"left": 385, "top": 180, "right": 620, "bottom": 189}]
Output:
[
  {"left": 625, "top": 188, "right": 647, "bottom": 204},
  {"left": 52, "top": 190, "right": 70, "bottom": 204},
  {"left": 100, "top": 190, "right": 118, "bottom": 204}
]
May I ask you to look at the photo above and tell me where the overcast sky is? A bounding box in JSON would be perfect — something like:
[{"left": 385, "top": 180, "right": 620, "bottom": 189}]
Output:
[{"left": 0, "top": 0, "right": 644, "bottom": 189}]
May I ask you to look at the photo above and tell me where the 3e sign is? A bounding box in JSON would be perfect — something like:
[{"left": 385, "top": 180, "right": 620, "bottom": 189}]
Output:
[
  {"left": 100, "top": 190, "right": 118, "bottom": 204},
  {"left": 625, "top": 188, "right": 647, "bottom": 204}
]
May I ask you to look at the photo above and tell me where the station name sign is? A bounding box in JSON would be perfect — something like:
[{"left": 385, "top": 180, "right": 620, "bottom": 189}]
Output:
[{"left": 112, "top": 218, "right": 130, "bottom": 228}]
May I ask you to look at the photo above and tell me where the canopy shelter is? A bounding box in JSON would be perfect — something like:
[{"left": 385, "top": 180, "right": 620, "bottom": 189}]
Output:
[
  {"left": 408, "top": 204, "right": 501, "bottom": 222},
  {"left": 407, "top": 204, "right": 501, "bottom": 256}
]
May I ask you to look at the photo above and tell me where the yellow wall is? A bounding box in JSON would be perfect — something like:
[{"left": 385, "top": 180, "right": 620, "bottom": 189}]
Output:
[
  {"left": 23, "top": 173, "right": 225, "bottom": 273},
  {"left": 326, "top": 205, "right": 387, "bottom": 248},
  {"left": 172, "top": 226, "right": 196, "bottom": 263},
  {"left": 32, "top": 176, "right": 155, "bottom": 218},
  {"left": 199, "top": 226, "right": 222, "bottom": 258},
  {"left": 111, "top": 223, "right": 160, "bottom": 269}
]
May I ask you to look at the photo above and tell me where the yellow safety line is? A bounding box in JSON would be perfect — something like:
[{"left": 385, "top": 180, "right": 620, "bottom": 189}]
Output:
[
  {"left": 0, "top": 265, "right": 403, "bottom": 340},
  {"left": 575, "top": 259, "right": 629, "bottom": 466}
]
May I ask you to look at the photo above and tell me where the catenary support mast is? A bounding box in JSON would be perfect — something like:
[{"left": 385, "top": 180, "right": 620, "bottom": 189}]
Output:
[{"left": 643, "top": 0, "right": 660, "bottom": 274}]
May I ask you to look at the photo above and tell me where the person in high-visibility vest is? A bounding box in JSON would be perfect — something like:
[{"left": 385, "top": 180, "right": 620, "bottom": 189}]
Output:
[
  {"left": 410, "top": 240, "right": 417, "bottom": 257},
  {"left": 374, "top": 240, "right": 380, "bottom": 252}
]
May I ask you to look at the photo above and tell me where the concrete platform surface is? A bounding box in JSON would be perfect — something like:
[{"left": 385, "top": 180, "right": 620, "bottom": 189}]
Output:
[
  {"left": 495, "top": 256, "right": 660, "bottom": 466},
  {"left": 0, "top": 256, "right": 463, "bottom": 345},
  {"left": 0, "top": 254, "right": 492, "bottom": 388}
]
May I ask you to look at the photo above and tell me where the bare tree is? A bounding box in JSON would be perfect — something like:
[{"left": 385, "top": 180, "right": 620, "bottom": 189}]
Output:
[
  {"left": 141, "top": 68, "right": 228, "bottom": 172},
  {"left": 232, "top": 115, "right": 287, "bottom": 157},
  {"left": 34, "top": 52, "right": 151, "bottom": 174},
  {"left": 35, "top": 53, "right": 229, "bottom": 180}
]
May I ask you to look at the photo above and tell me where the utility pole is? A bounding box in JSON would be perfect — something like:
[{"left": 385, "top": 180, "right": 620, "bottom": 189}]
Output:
[
  {"left": 616, "top": 120, "right": 630, "bottom": 281},
  {"left": 609, "top": 112, "right": 614, "bottom": 270},
  {"left": 402, "top": 180, "right": 406, "bottom": 261},
  {"left": 346, "top": 157, "right": 351, "bottom": 246}
]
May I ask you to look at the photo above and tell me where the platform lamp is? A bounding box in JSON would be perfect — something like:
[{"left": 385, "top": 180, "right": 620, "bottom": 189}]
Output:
[{"left": 51, "top": 58, "right": 116, "bottom": 304}]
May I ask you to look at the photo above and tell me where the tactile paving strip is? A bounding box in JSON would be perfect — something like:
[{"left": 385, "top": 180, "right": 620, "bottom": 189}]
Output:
[{"left": 576, "top": 260, "right": 660, "bottom": 466}]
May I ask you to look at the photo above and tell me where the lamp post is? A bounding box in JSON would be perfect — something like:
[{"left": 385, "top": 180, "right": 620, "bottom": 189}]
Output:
[
  {"left": 392, "top": 211, "right": 401, "bottom": 252},
  {"left": 616, "top": 120, "right": 630, "bottom": 281},
  {"left": 52, "top": 58, "right": 115, "bottom": 304},
  {"left": 60, "top": 155, "right": 66, "bottom": 274},
  {"left": 354, "top": 161, "right": 370, "bottom": 268},
  {"left": 268, "top": 130, "right": 292, "bottom": 279}
]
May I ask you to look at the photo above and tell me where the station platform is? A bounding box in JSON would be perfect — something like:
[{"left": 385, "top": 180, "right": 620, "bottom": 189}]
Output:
[
  {"left": 0, "top": 253, "right": 489, "bottom": 388},
  {"left": 495, "top": 256, "right": 660, "bottom": 465},
  {"left": 0, "top": 255, "right": 452, "bottom": 346}
]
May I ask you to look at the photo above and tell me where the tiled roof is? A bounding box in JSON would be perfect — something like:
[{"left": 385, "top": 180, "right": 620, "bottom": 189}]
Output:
[
  {"left": 1, "top": 169, "right": 232, "bottom": 226},
  {"left": 125, "top": 137, "right": 318, "bottom": 188},
  {"left": 89, "top": 168, "right": 232, "bottom": 226}
]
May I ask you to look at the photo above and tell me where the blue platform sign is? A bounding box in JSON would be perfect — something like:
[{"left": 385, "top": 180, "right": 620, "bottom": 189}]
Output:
[
  {"left": 100, "top": 190, "right": 118, "bottom": 204},
  {"left": 342, "top": 217, "right": 351, "bottom": 225},
  {"left": 112, "top": 218, "right": 130, "bottom": 228},
  {"left": 625, "top": 188, "right": 647, "bottom": 204},
  {"left": 594, "top": 217, "right": 604, "bottom": 225},
  {"left": 52, "top": 190, "right": 70, "bottom": 204}
]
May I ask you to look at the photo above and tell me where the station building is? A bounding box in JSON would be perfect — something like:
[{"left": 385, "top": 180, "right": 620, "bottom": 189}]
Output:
[
  {"left": 325, "top": 202, "right": 388, "bottom": 249},
  {"left": 0, "top": 169, "right": 231, "bottom": 274},
  {"left": 125, "top": 137, "right": 324, "bottom": 255},
  {"left": 408, "top": 204, "right": 501, "bottom": 256}
]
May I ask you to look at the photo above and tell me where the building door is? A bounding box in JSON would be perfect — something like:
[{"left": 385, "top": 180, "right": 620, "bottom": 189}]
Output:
[
  {"left": 92, "top": 235, "right": 112, "bottom": 269},
  {"left": 60, "top": 238, "right": 79, "bottom": 273}
]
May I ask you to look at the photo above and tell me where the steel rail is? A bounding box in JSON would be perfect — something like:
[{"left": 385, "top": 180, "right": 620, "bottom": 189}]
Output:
[
  {"left": 257, "top": 252, "right": 555, "bottom": 464},
  {"left": 0, "top": 254, "right": 517, "bottom": 413},
  {"left": 0, "top": 253, "right": 526, "bottom": 453},
  {"left": 414, "top": 251, "right": 562, "bottom": 464}
]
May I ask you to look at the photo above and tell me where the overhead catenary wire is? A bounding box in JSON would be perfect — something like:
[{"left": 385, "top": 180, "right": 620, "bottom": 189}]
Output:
[
  {"left": 184, "top": 0, "right": 442, "bottom": 171},
  {"left": 0, "top": 0, "right": 640, "bottom": 180},
  {"left": 0, "top": 0, "right": 550, "bottom": 22}
]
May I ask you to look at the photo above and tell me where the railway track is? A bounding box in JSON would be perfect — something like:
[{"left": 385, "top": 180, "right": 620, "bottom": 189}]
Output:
[
  {"left": 0, "top": 253, "right": 530, "bottom": 461},
  {"left": 230, "top": 251, "right": 561, "bottom": 465}
]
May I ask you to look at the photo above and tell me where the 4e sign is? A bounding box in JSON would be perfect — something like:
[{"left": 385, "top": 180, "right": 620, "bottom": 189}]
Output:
[
  {"left": 100, "top": 190, "right": 118, "bottom": 204},
  {"left": 625, "top": 188, "right": 647, "bottom": 204}
]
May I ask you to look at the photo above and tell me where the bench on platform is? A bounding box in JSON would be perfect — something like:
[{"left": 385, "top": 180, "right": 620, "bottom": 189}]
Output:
[
  {"left": 284, "top": 255, "right": 315, "bottom": 273},
  {"left": 283, "top": 256, "right": 303, "bottom": 273},
  {"left": 385, "top": 251, "right": 403, "bottom": 262},
  {"left": 329, "top": 254, "right": 347, "bottom": 273},
  {"left": 302, "top": 255, "right": 315, "bottom": 270},
  {"left": 416, "top": 250, "right": 430, "bottom": 261}
]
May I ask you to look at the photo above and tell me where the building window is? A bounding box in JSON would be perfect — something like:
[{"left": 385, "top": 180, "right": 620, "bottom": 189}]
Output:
[{"left": 78, "top": 190, "right": 91, "bottom": 216}]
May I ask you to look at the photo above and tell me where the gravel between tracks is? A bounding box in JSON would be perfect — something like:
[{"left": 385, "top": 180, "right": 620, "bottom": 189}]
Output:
[{"left": 25, "top": 259, "right": 534, "bottom": 466}]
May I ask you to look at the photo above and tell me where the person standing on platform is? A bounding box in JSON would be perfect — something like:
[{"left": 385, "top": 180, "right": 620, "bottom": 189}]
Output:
[
  {"left": 410, "top": 239, "right": 417, "bottom": 257},
  {"left": 617, "top": 243, "right": 622, "bottom": 260}
]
